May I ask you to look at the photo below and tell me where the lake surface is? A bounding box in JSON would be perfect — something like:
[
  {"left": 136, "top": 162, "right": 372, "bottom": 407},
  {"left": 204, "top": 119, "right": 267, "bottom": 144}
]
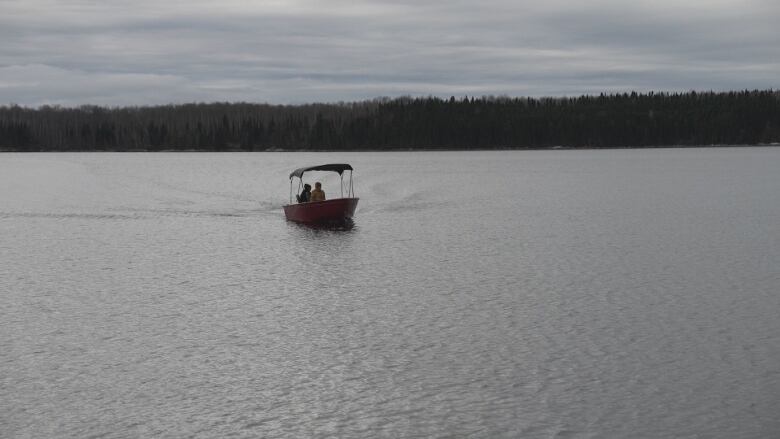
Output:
[{"left": 2, "top": 148, "right": 779, "bottom": 438}]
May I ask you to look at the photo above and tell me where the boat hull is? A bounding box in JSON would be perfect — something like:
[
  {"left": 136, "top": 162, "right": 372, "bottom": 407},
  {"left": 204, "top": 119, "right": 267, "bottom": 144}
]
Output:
[{"left": 283, "top": 198, "right": 359, "bottom": 223}]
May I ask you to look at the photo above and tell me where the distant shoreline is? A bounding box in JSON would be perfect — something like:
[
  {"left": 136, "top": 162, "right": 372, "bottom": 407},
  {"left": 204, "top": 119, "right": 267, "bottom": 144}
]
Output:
[
  {"left": 3, "top": 91, "right": 779, "bottom": 151},
  {"left": 2, "top": 143, "right": 779, "bottom": 153}
]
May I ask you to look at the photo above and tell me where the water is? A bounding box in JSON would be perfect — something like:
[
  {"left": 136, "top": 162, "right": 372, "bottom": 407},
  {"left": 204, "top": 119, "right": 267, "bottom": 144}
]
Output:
[{"left": 2, "top": 149, "right": 779, "bottom": 438}]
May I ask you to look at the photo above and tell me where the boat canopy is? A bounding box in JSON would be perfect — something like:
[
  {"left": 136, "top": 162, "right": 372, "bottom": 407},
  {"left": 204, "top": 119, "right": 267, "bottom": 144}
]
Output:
[{"left": 289, "top": 163, "right": 353, "bottom": 179}]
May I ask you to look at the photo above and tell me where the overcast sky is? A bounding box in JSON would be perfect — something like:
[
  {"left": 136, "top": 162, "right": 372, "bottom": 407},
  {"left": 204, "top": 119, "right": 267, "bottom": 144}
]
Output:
[{"left": 1, "top": 0, "right": 778, "bottom": 106}]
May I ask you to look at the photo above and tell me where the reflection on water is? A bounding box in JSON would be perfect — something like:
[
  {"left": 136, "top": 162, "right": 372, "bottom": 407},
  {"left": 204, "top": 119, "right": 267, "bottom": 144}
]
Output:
[
  {"left": 287, "top": 217, "right": 357, "bottom": 232},
  {"left": 2, "top": 149, "right": 780, "bottom": 438}
]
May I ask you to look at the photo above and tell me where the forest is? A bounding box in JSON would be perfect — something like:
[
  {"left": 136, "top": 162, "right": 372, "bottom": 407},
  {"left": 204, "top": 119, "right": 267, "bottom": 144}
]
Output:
[{"left": 1, "top": 90, "right": 778, "bottom": 151}]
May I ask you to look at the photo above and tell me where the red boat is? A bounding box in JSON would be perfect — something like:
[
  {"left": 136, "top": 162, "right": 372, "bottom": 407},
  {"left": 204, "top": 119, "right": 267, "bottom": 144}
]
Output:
[{"left": 283, "top": 163, "right": 359, "bottom": 223}]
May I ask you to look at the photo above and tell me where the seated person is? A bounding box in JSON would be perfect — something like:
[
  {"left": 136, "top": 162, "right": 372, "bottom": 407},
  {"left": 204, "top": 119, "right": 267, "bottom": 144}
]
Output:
[
  {"left": 296, "top": 183, "right": 311, "bottom": 203},
  {"left": 310, "top": 182, "right": 326, "bottom": 201}
]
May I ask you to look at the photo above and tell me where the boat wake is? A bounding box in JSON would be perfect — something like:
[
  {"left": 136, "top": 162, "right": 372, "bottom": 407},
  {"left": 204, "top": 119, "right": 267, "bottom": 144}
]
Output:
[
  {"left": 358, "top": 189, "right": 444, "bottom": 215},
  {"left": 0, "top": 204, "right": 285, "bottom": 221}
]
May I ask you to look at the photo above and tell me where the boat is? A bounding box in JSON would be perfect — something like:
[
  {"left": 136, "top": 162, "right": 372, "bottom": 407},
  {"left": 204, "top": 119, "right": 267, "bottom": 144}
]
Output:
[{"left": 283, "top": 163, "right": 359, "bottom": 223}]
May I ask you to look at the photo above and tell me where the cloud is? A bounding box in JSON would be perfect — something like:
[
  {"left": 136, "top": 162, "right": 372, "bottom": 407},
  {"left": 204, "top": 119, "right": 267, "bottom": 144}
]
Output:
[{"left": 0, "top": 0, "right": 778, "bottom": 105}]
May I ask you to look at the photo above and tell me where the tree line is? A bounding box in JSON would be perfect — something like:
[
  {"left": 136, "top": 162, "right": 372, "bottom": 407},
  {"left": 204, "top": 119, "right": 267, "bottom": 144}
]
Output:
[{"left": 1, "top": 90, "right": 778, "bottom": 151}]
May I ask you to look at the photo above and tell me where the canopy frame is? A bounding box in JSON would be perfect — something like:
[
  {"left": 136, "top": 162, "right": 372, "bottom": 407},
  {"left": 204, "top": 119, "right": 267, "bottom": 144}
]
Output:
[
  {"left": 288, "top": 164, "right": 355, "bottom": 203},
  {"left": 289, "top": 164, "right": 353, "bottom": 179}
]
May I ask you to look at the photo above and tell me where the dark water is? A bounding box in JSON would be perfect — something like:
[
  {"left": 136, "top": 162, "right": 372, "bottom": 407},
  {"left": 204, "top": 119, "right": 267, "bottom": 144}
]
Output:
[{"left": 2, "top": 149, "right": 779, "bottom": 438}]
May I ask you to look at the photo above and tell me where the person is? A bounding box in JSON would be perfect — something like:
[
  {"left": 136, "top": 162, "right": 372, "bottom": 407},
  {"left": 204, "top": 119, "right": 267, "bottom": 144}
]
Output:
[
  {"left": 310, "top": 181, "right": 326, "bottom": 201},
  {"left": 296, "top": 183, "right": 311, "bottom": 203}
]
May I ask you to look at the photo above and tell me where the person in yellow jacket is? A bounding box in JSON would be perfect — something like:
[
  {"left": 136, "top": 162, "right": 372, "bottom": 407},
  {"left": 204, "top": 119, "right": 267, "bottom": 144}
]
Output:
[{"left": 310, "top": 181, "right": 326, "bottom": 201}]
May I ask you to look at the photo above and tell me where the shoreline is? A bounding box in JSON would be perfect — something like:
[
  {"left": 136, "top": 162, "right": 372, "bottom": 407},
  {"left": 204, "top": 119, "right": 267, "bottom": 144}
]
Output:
[{"left": 2, "top": 143, "right": 779, "bottom": 153}]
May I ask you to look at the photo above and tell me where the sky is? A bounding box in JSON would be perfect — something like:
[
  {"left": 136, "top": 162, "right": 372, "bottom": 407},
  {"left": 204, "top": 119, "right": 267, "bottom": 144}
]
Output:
[{"left": 1, "top": 0, "right": 778, "bottom": 106}]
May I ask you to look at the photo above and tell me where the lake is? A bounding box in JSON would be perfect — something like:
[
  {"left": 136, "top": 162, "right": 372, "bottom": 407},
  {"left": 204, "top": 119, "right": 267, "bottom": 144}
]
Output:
[{"left": 2, "top": 148, "right": 779, "bottom": 438}]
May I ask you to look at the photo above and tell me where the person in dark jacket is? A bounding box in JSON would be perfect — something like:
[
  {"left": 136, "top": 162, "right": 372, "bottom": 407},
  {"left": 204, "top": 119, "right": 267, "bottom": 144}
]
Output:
[{"left": 297, "top": 184, "right": 311, "bottom": 203}]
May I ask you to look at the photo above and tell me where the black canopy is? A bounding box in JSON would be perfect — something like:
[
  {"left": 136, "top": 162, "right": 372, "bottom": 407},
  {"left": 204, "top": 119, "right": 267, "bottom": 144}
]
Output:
[{"left": 289, "top": 164, "right": 353, "bottom": 179}]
